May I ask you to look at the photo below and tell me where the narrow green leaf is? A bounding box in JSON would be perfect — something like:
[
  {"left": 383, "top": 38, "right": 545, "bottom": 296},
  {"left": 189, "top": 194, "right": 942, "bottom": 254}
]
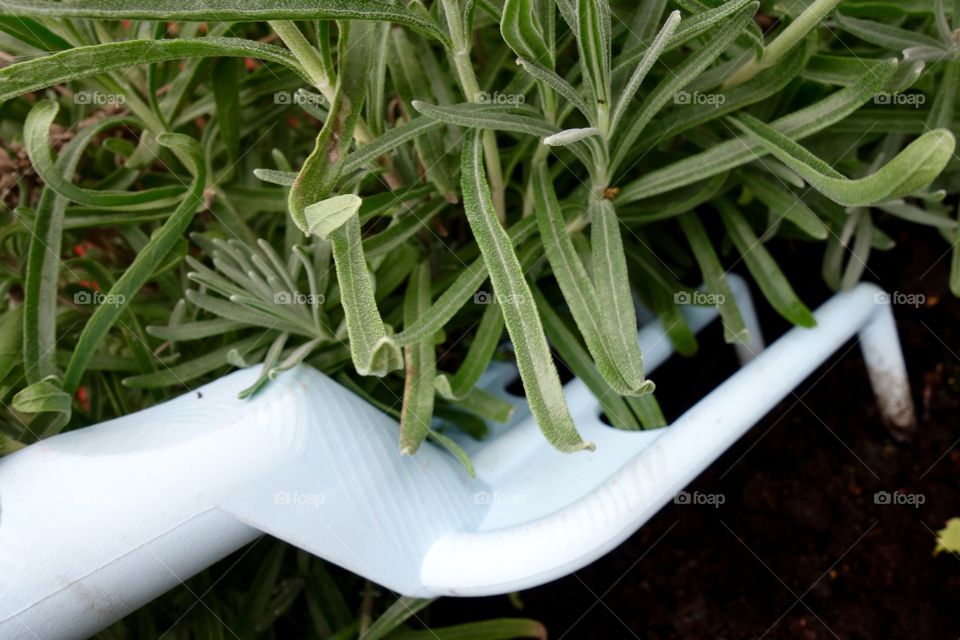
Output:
[
  {"left": 532, "top": 163, "right": 641, "bottom": 395},
  {"left": 632, "top": 36, "right": 812, "bottom": 151},
  {"left": 361, "top": 597, "right": 435, "bottom": 640},
  {"left": 729, "top": 112, "right": 955, "bottom": 206},
  {"left": 343, "top": 116, "right": 444, "bottom": 174},
  {"left": 678, "top": 212, "right": 749, "bottom": 343},
  {"left": 22, "top": 110, "right": 163, "bottom": 384},
  {"left": 434, "top": 299, "right": 504, "bottom": 400},
  {"left": 834, "top": 12, "right": 945, "bottom": 50},
  {"left": 613, "top": 0, "right": 754, "bottom": 76},
  {"left": 363, "top": 200, "right": 446, "bottom": 258},
  {"left": 388, "top": 618, "right": 547, "bottom": 640},
  {"left": 0, "top": 16, "right": 70, "bottom": 51},
  {"left": 516, "top": 59, "right": 590, "bottom": 124},
  {"left": 400, "top": 262, "right": 435, "bottom": 455},
  {"left": 239, "top": 333, "right": 291, "bottom": 399},
  {"left": 627, "top": 248, "right": 698, "bottom": 356},
  {"left": 717, "top": 200, "right": 815, "bottom": 327},
  {"left": 427, "top": 429, "right": 477, "bottom": 477},
  {"left": 610, "top": 10, "right": 681, "bottom": 136},
  {"left": 301, "top": 194, "right": 363, "bottom": 239},
  {"left": 412, "top": 101, "right": 556, "bottom": 137},
  {"left": 63, "top": 133, "right": 206, "bottom": 394},
  {"left": 840, "top": 208, "right": 873, "bottom": 290},
  {"left": 387, "top": 27, "right": 458, "bottom": 202},
  {"left": 543, "top": 127, "right": 601, "bottom": 146},
  {"left": 123, "top": 334, "right": 272, "bottom": 389},
  {"left": 289, "top": 22, "right": 372, "bottom": 230},
  {"left": 0, "top": 0, "right": 450, "bottom": 47},
  {"left": 576, "top": 0, "right": 613, "bottom": 130},
  {"left": 253, "top": 169, "right": 297, "bottom": 187},
  {"left": 0, "top": 305, "right": 23, "bottom": 378},
  {"left": 501, "top": 0, "right": 553, "bottom": 66},
  {"left": 315, "top": 208, "right": 402, "bottom": 377},
  {"left": 394, "top": 216, "right": 539, "bottom": 345},
  {"left": 617, "top": 59, "right": 897, "bottom": 203},
  {"left": 0, "top": 37, "right": 308, "bottom": 103},
  {"left": 147, "top": 318, "right": 247, "bottom": 341},
  {"left": 12, "top": 376, "right": 71, "bottom": 432},
  {"left": 610, "top": 2, "right": 756, "bottom": 171},
  {"left": 533, "top": 286, "right": 641, "bottom": 430},
  {"left": 213, "top": 57, "right": 243, "bottom": 165},
  {"left": 876, "top": 200, "right": 956, "bottom": 228},
  {"left": 461, "top": 130, "right": 591, "bottom": 452},
  {"left": 927, "top": 58, "right": 960, "bottom": 131},
  {"left": 24, "top": 101, "right": 184, "bottom": 207},
  {"left": 450, "top": 388, "right": 515, "bottom": 424},
  {"left": 590, "top": 199, "right": 654, "bottom": 394},
  {"left": 746, "top": 173, "right": 829, "bottom": 239}
]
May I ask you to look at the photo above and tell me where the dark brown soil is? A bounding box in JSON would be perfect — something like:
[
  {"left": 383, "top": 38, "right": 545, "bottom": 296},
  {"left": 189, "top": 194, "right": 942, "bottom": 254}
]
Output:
[{"left": 425, "top": 224, "right": 960, "bottom": 639}]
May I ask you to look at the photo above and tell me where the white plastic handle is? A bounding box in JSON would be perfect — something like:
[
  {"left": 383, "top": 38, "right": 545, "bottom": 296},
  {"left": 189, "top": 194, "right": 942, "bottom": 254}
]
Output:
[{"left": 0, "top": 281, "right": 913, "bottom": 639}]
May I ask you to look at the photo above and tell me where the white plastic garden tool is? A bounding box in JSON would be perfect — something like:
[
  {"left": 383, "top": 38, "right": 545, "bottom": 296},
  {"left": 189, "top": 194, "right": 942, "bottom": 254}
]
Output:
[{"left": 0, "top": 278, "right": 914, "bottom": 640}]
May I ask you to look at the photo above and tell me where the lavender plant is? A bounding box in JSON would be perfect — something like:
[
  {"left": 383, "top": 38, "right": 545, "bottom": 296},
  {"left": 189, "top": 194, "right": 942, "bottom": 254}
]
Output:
[
  {"left": 1, "top": 0, "right": 959, "bottom": 636},
  {"left": 1, "top": 0, "right": 958, "bottom": 464}
]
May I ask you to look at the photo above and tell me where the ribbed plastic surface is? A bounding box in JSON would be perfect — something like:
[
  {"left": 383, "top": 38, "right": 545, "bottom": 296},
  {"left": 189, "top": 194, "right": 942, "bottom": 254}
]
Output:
[{"left": 0, "top": 280, "right": 914, "bottom": 638}]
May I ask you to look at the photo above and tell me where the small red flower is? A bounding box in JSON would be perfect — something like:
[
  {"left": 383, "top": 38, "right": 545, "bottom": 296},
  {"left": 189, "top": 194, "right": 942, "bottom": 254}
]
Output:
[{"left": 76, "top": 386, "right": 91, "bottom": 413}]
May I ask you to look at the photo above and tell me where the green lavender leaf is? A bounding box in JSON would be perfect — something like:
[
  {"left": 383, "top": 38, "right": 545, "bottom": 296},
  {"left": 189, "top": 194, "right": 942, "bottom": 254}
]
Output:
[
  {"left": 516, "top": 57, "right": 591, "bottom": 121},
  {"left": 0, "top": 0, "right": 450, "bottom": 46},
  {"left": 461, "top": 130, "right": 591, "bottom": 452},
  {"left": 533, "top": 287, "right": 641, "bottom": 430},
  {"left": 576, "top": 0, "right": 613, "bottom": 129},
  {"left": 288, "top": 22, "right": 372, "bottom": 230},
  {"left": 745, "top": 173, "right": 828, "bottom": 239},
  {"left": 394, "top": 216, "right": 539, "bottom": 345},
  {"left": 0, "top": 38, "right": 307, "bottom": 103},
  {"left": 618, "top": 58, "right": 897, "bottom": 203},
  {"left": 610, "top": 2, "right": 756, "bottom": 171},
  {"left": 532, "top": 163, "right": 643, "bottom": 395},
  {"left": 835, "top": 12, "right": 946, "bottom": 50},
  {"left": 12, "top": 376, "right": 71, "bottom": 433},
  {"left": 303, "top": 196, "right": 402, "bottom": 377},
  {"left": 434, "top": 300, "right": 503, "bottom": 400},
  {"left": 610, "top": 10, "right": 681, "bottom": 136},
  {"left": 590, "top": 199, "right": 654, "bottom": 395},
  {"left": 729, "top": 112, "right": 955, "bottom": 206},
  {"left": 501, "top": 0, "right": 553, "bottom": 67},
  {"left": 400, "top": 262, "right": 435, "bottom": 455},
  {"left": 213, "top": 57, "right": 243, "bottom": 165},
  {"left": 412, "top": 101, "right": 556, "bottom": 137},
  {"left": 717, "top": 199, "right": 815, "bottom": 327},
  {"left": 678, "top": 213, "right": 749, "bottom": 343},
  {"left": 24, "top": 101, "right": 184, "bottom": 207},
  {"left": 62, "top": 133, "right": 206, "bottom": 394}
]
